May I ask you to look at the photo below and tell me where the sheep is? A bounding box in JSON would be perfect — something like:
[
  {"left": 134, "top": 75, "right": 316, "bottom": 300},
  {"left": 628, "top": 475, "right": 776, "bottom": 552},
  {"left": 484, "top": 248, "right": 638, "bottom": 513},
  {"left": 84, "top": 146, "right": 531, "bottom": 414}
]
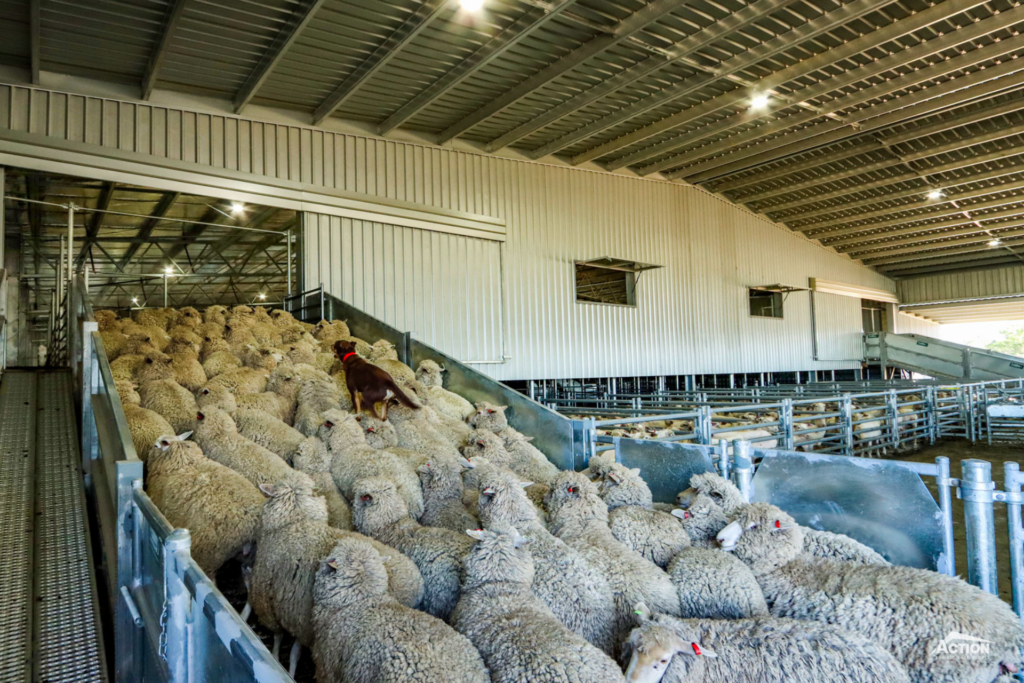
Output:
[
  {"left": 99, "top": 330, "right": 126, "bottom": 359},
  {"left": 138, "top": 379, "right": 199, "bottom": 434},
  {"left": 250, "top": 478, "right": 424, "bottom": 676},
  {"left": 110, "top": 353, "right": 145, "bottom": 383},
  {"left": 665, "top": 546, "right": 767, "bottom": 620},
  {"left": 115, "top": 380, "right": 140, "bottom": 406},
  {"left": 94, "top": 309, "right": 120, "bottom": 331},
  {"left": 145, "top": 433, "right": 262, "bottom": 577},
  {"left": 716, "top": 502, "right": 1024, "bottom": 682},
  {"left": 201, "top": 350, "right": 241, "bottom": 379},
  {"left": 232, "top": 408, "right": 305, "bottom": 465},
  {"left": 136, "top": 350, "right": 176, "bottom": 385},
  {"left": 293, "top": 374, "right": 341, "bottom": 436},
  {"left": 123, "top": 404, "right": 175, "bottom": 462},
  {"left": 269, "top": 309, "right": 296, "bottom": 328},
  {"left": 168, "top": 352, "right": 207, "bottom": 392},
  {"left": 598, "top": 463, "right": 690, "bottom": 569},
  {"left": 501, "top": 429, "right": 560, "bottom": 484},
  {"left": 351, "top": 476, "right": 473, "bottom": 621},
  {"left": 240, "top": 344, "right": 281, "bottom": 372},
  {"left": 171, "top": 306, "right": 202, "bottom": 328},
  {"left": 236, "top": 391, "right": 294, "bottom": 425},
  {"left": 677, "top": 472, "right": 889, "bottom": 565},
  {"left": 468, "top": 402, "right": 510, "bottom": 433},
  {"left": 203, "top": 305, "right": 228, "bottom": 325},
  {"left": 453, "top": 526, "right": 626, "bottom": 683},
  {"left": 206, "top": 367, "right": 268, "bottom": 395},
  {"left": 386, "top": 401, "right": 461, "bottom": 456},
  {"left": 196, "top": 322, "right": 224, "bottom": 340},
  {"left": 476, "top": 467, "right": 618, "bottom": 654},
  {"left": 670, "top": 500, "right": 729, "bottom": 549},
  {"left": 311, "top": 537, "right": 488, "bottom": 683},
  {"left": 622, "top": 604, "right": 911, "bottom": 683},
  {"left": 191, "top": 407, "right": 294, "bottom": 490},
  {"left": 312, "top": 319, "right": 351, "bottom": 346},
  {"left": 545, "top": 471, "right": 681, "bottom": 651},
  {"left": 417, "top": 453, "right": 479, "bottom": 532},
  {"left": 581, "top": 451, "right": 617, "bottom": 482},
  {"left": 196, "top": 384, "right": 237, "bottom": 413},
  {"left": 367, "top": 340, "right": 417, "bottom": 385},
  {"left": 292, "top": 436, "right": 352, "bottom": 530},
  {"left": 415, "top": 360, "right": 474, "bottom": 421},
  {"left": 320, "top": 410, "right": 425, "bottom": 519}
]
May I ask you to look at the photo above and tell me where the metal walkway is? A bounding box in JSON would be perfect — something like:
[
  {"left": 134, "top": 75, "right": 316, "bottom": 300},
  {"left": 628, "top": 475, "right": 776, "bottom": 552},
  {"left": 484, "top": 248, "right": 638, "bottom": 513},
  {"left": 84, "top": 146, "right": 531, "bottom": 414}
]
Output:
[
  {"left": 0, "top": 370, "right": 106, "bottom": 683},
  {"left": 866, "top": 331, "right": 1024, "bottom": 381}
]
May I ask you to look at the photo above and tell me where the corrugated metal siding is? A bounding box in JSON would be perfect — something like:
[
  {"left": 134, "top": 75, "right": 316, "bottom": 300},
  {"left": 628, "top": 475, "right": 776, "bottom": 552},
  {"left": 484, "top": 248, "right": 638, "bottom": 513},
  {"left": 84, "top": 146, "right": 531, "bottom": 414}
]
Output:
[
  {"left": 895, "top": 312, "right": 941, "bottom": 335},
  {"left": 811, "top": 292, "right": 864, "bottom": 363},
  {"left": 0, "top": 82, "right": 894, "bottom": 379},
  {"left": 303, "top": 212, "right": 504, "bottom": 363},
  {"left": 898, "top": 265, "right": 1024, "bottom": 304}
]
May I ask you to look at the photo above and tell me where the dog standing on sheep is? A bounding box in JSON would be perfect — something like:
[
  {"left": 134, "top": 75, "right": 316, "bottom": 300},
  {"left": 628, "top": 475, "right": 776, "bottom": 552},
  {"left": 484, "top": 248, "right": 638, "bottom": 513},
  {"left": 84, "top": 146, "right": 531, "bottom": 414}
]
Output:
[{"left": 334, "top": 339, "right": 419, "bottom": 420}]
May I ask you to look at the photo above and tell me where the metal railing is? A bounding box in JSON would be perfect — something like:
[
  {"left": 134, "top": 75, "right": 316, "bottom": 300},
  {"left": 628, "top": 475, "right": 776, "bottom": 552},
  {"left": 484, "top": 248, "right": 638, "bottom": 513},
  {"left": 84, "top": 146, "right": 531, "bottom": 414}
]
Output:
[{"left": 67, "top": 276, "right": 290, "bottom": 683}]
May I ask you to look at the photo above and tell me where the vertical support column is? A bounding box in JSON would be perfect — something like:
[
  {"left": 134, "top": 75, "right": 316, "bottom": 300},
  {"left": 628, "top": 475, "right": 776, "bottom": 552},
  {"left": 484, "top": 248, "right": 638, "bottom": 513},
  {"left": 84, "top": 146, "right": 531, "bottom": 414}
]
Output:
[
  {"left": 841, "top": 395, "right": 854, "bottom": 455},
  {"left": 717, "top": 438, "right": 730, "bottom": 480},
  {"left": 80, "top": 324, "right": 98, "bottom": 481},
  {"left": 286, "top": 228, "right": 293, "bottom": 297},
  {"left": 1003, "top": 462, "right": 1024, "bottom": 619},
  {"left": 887, "top": 389, "right": 899, "bottom": 450},
  {"left": 698, "top": 406, "right": 712, "bottom": 445},
  {"left": 732, "top": 440, "right": 754, "bottom": 503},
  {"left": 163, "top": 529, "right": 192, "bottom": 683},
  {"left": 963, "top": 347, "right": 973, "bottom": 381},
  {"left": 961, "top": 459, "right": 998, "bottom": 594},
  {"left": 935, "top": 456, "right": 956, "bottom": 577},
  {"left": 67, "top": 204, "right": 74, "bottom": 289},
  {"left": 781, "top": 398, "right": 794, "bottom": 450},
  {"left": 120, "top": 473, "right": 145, "bottom": 680},
  {"left": 926, "top": 386, "right": 937, "bottom": 444}
]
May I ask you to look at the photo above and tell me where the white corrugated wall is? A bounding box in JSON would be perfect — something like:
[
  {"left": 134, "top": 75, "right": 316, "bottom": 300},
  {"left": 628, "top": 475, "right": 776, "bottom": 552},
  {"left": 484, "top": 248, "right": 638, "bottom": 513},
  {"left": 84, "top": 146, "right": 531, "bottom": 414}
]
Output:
[
  {"left": 898, "top": 265, "right": 1024, "bottom": 303},
  {"left": 0, "top": 83, "right": 895, "bottom": 380},
  {"left": 894, "top": 313, "right": 941, "bottom": 335}
]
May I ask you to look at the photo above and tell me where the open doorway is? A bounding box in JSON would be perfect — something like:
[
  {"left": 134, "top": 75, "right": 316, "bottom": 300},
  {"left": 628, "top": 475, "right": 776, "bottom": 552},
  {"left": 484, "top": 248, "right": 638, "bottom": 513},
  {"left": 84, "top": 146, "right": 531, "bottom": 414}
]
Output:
[{"left": 3, "top": 168, "right": 298, "bottom": 365}]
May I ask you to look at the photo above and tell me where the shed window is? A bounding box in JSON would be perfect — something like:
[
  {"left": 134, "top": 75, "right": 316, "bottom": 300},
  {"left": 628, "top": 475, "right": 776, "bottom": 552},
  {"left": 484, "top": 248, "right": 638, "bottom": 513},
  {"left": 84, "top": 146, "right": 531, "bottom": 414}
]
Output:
[
  {"left": 749, "top": 288, "right": 783, "bottom": 318},
  {"left": 575, "top": 263, "right": 636, "bottom": 306}
]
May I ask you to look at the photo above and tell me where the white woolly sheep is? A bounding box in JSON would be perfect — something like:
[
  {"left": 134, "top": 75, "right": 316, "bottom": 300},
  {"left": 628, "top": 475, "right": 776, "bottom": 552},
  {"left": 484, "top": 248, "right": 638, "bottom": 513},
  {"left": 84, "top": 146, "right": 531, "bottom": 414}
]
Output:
[
  {"left": 664, "top": 546, "right": 767, "bottom": 620},
  {"left": 367, "top": 340, "right": 417, "bottom": 385},
  {"left": 168, "top": 352, "right": 207, "bottom": 392},
  {"left": 352, "top": 476, "right": 474, "bottom": 621},
  {"left": 123, "top": 404, "right": 174, "bottom": 462},
  {"left": 599, "top": 463, "right": 690, "bottom": 569},
  {"left": 294, "top": 375, "right": 341, "bottom": 436},
  {"left": 110, "top": 353, "right": 145, "bottom": 383},
  {"left": 468, "top": 402, "right": 509, "bottom": 433},
  {"left": 201, "top": 350, "right": 241, "bottom": 379},
  {"left": 236, "top": 391, "right": 294, "bottom": 425},
  {"left": 311, "top": 537, "right": 488, "bottom": 683},
  {"left": 452, "top": 527, "right": 626, "bottom": 683},
  {"left": 195, "top": 384, "right": 238, "bottom": 413},
  {"left": 545, "top": 471, "right": 681, "bottom": 651},
  {"left": 717, "top": 502, "right": 1024, "bottom": 682},
  {"left": 232, "top": 408, "right": 305, "bottom": 465},
  {"left": 191, "top": 407, "right": 294, "bottom": 490},
  {"left": 476, "top": 467, "right": 618, "bottom": 654},
  {"left": 623, "top": 604, "right": 910, "bottom": 683},
  {"left": 240, "top": 344, "right": 282, "bottom": 372},
  {"left": 417, "top": 454, "right": 479, "bottom": 532},
  {"left": 136, "top": 350, "right": 176, "bottom": 385},
  {"left": 206, "top": 367, "right": 269, "bottom": 395},
  {"left": 115, "top": 380, "right": 140, "bottom": 406},
  {"left": 146, "top": 433, "right": 262, "bottom": 577},
  {"left": 320, "top": 410, "right": 425, "bottom": 519},
  {"left": 415, "top": 360, "right": 474, "bottom": 421},
  {"left": 138, "top": 379, "right": 199, "bottom": 434},
  {"left": 501, "top": 429, "right": 560, "bottom": 484},
  {"left": 250, "top": 478, "right": 424, "bottom": 676},
  {"left": 291, "top": 436, "right": 352, "bottom": 530},
  {"left": 678, "top": 472, "right": 890, "bottom": 565}
]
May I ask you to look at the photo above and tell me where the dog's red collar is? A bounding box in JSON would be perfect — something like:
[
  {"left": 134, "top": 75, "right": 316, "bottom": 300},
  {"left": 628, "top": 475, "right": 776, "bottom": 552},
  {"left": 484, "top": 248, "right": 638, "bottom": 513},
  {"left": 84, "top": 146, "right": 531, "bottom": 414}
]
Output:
[{"left": 341, "top": 352, "right": 357, "bottom": 363}]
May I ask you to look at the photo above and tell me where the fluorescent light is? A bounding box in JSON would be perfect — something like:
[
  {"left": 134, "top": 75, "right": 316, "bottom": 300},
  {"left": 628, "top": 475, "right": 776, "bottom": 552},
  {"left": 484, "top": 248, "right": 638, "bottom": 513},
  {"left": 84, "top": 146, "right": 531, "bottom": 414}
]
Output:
[
  {"left": 258, "top": 293, "right": 267, "bottom": 300},
  {"left": 989, "top": 239, "right": 1002, "bottom": 247},
  {"left": 131, "top": 297, "right": 139, "bottom": 304},
  {"left": 927, "top": 189, "right": 944, "bottom": 200},
  {"left": 165, "top": 266, "right": 174, "bottom": 275},
  {"left": 460, "top": 0, "right": 483, "bottom": 11},
  {"left": 230, "top": 202, "right": 246, "bottom": 215},
  {"left": 750, "top": 93, "right": 770, "bottom": 110}
]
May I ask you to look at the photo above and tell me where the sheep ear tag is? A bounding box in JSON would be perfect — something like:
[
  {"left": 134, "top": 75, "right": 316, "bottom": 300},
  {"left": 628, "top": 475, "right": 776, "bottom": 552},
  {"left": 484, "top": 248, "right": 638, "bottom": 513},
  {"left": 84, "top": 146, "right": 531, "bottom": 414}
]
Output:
[
  {"left": 466, "top": 529, "right": 486, "bottom": 541},
  {"left": 326, "top": 559, "right": 338, "bottom": 571},
  {"left": 671, "top": 509, "right": 691, "bottom": 520},
  {"left": 690, "top": 643, "right": 716, "bottom": 658}
]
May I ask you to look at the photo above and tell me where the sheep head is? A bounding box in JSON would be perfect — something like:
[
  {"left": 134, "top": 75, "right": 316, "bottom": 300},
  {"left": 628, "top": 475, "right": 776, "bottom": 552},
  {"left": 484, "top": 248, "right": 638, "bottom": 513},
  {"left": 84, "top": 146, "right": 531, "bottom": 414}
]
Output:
[
  {"left": 544, "top": 471, "right": 607, "bottom": 535},
  {"left": 476, "top": 468, "right": 536, "bottom": 530},
  {"left": 356, "top": 414, "right": 398, "bottom": 449},
  {"left": 624, "top": 604, "right": 716, "bottom": 683},
  {"left": 599, "top": 464, "right": 652, "bottom": 510},
  {"left": 414, "top": 359, "right": 444, "bottom": 388},
  {"left": 670, "top": 499, "right": 728, "bottom": 547},
  {"left": 292, "top": 436, "right": 331, "bottom": 474},
  {"left": 468, "top": 402, "right": 509, "bottom": 432},
  {"left": 462, "top": 526, "right": 533, "bottom": 590},
  {"left": 676, "top": 472, "right": 745, "bottom": 513},
  {"left": 716, "top": 502, "right": 803, "bottom": 575},
  {"left": 257, "top": 472, "right": 326, "bottom": 532},
  {"left": 315, "top": 538, "right": 390, "bottom": 606},
  {"left": 318, "top": 409, "right": 363, "bottom": 448},
  {"left": 351, "top": 477, "right": 408, "bottom": 532},
  {"left": 196, "top": 384, "right": 237, "bottom": 414}
]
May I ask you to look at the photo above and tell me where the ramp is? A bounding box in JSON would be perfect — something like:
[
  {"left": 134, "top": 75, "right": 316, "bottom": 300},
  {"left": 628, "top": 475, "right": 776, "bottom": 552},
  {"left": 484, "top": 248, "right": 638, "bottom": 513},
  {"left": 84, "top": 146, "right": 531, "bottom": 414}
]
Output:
[{"left": 866, "top": 331, "right": 1024, "bottom": 381}]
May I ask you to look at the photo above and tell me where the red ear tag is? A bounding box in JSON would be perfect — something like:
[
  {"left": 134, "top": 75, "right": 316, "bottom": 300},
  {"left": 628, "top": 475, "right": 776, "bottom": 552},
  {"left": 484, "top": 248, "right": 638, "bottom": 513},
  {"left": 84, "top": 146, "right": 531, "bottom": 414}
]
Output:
[
  {"left": 568, "top": 486, "right": 578, "bottom": 494},
  {"left": 692, "top": 643, "right": 702, "bottom": 656},
  {"left": 775, "top": 520, "right": 781, "bottom": 529}
]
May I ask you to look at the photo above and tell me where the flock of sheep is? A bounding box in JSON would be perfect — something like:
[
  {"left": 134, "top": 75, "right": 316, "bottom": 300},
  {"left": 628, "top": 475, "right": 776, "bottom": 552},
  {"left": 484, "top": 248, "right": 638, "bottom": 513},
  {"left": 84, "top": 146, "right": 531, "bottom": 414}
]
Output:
[{"left": 95, "top": 304, "right": 1022, "bottom": 683}]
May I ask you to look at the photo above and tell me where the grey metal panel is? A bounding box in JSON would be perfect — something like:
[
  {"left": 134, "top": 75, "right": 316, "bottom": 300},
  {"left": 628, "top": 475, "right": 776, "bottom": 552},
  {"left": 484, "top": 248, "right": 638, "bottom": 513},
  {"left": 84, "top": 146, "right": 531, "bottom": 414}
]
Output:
[
  {"left": 614, "top": 439, "right": 714, "bottom": 504},
  {"left": 751, "top": 449, "right": 946, "bottom": 570},
  {"left": 898, "top": 264, "right": 1024, "bottom": 304}
]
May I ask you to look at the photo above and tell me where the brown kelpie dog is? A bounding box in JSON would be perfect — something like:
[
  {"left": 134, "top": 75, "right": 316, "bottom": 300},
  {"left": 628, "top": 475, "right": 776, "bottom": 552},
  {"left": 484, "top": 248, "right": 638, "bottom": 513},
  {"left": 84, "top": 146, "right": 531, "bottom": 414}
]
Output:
[{"left": 334, "top": 339, "right": 419, "bottom": 420}]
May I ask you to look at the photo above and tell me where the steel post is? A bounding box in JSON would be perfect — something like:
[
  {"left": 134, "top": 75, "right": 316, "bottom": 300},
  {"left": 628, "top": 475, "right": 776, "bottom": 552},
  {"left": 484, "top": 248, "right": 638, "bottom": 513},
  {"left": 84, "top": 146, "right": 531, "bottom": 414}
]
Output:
[
  {"left": 935, "top": 456, "right": 956, "bottom": 577},
  {"left": 841, "top": 395, "right": 854, "bottom": 455},
  {"left": 782, "top": 398, "right": 794, "bottom": 450},
  {"left": 961, "top": 459, "right": 998, "bottom": 594},
  {"left": 1003, "top": 462, "right": 1024, "bottom": 620},
  {"left": 732, "top": 440, "right": 754, "bottom": 503},
  {"left": 80, "top": 323, "right": 98, "bottom": 480},
  {"left": 163, "top": 529, "right": 192, "bottom": 682},
  {"left": 717, "top": 438, "right": 730, "bottom": 480},
  {"left": 287, "top": 228, "right": 293, "bottom": 297}
]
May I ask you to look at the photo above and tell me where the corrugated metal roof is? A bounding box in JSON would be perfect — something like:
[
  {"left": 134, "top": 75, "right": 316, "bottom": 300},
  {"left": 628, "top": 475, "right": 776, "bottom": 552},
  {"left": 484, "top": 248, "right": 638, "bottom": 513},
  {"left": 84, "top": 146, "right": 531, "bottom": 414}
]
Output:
[{"left": 4, "top": 0, "right": 1024, "bottom": 278}]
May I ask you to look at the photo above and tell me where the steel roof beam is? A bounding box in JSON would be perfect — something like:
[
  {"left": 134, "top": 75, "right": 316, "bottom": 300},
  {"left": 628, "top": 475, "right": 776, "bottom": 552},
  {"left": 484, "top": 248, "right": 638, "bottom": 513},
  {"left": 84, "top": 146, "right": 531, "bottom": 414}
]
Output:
[
  {"left": 118, "top": 192, "right": 180, "bottom": 269},
  {"left": 312, "top": 0, "right": 452, "bottom": 126},
  {"left": 482, "top": 0, "right": 789, "bottom": 155},
  {"left": 678, "top": 42, "right": 1024, "bottom": 184},
  {"left": 192, "top": 207, "right": 280, "bottom": 270},
  {"left": 567, "top": 0, "right": 967, "bottom": 167},
  {"left": 29, "top": 0, "right": 40, "bottom": 84},
  {"left": 378, "top": 0, "right": 581, "bottom": 136},
  {"left": 75, "top": 181, "right": 115, "bottom": 268},
  {"left": 142, "top": 0, "right": 189, "bottom": 100},
  {"left": 233, "top": 0, "right": 328, "bottom": 114},
  {"left": 853, "top": 220, "right": 1024, "bottom": 261},
  {"left": 638, "top": 6, "right": 1024, "bottom": 175},
  {"left": 864, "top": 233, "right": 1024, "bottom": 265},
  {"left": 433, "top": 0, "right": 689, "bottom": 145},
  {"left": 882, "top": 256, "right": 1024, "bottom": 277},
  {"left": 834, "top": 217, "right": 1024, "bottom": 252}
]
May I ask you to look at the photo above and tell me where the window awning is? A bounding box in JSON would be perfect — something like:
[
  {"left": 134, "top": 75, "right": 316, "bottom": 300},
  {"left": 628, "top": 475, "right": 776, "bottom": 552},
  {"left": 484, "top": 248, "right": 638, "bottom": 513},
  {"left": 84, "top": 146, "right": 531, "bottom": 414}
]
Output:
[
  {"left": 750, "top": 283, "right": 807, "bottom": 294},
  {"left": 809, "top": 278, "right": 899, "bottom": 304},
  {"left": 575, "top": 257, "right": 662, "bottom": 273}
]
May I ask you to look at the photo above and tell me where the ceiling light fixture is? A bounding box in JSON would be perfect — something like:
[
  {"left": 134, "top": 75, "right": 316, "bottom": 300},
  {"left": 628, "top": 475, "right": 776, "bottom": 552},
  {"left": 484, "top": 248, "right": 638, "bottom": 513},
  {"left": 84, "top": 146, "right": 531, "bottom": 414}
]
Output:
[
  {"left": 927, "top": 189, "right": 944, "bottom": 200},
  {"left": 989, "top": 239, "right": 1002, "bottom": 247},
  {"left": 132, "top": 297, "right": 139, "bottom": 305},
  {"left": 258, "top": 293, "right": 267, "bottom": 301},
  {"left": 750, "top": 93, "right": 770, "bottom": 110},
  {"left": 230, "top": 202, "right": 246, "bottom": 215},
  {"left": 165, "top": 266, "right": 174, "bottom": 275},
  {"left": 460, "top": 0, "right": 484, "bottom": 11}
]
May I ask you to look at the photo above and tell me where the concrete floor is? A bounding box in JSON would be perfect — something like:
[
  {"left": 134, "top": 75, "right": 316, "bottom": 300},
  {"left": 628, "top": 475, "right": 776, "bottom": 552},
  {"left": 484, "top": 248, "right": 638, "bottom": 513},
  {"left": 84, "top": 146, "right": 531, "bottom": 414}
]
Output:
[{"left": 899, "top": 438, "right": 1023, "bottom": 605}]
